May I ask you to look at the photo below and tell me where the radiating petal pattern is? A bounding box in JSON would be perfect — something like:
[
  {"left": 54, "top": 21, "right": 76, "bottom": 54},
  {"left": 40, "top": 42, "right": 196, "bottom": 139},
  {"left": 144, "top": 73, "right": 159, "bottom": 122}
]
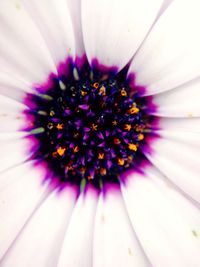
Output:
[
  {"left": 0, "top": 185, "right": 77, "bottom": 267},
  {"left": 93, "top": 185, "right": 150, "bottom": 267},
  {"left": 67, "top": 0, "right": 85, "bottom": 57},
  {"left": 23, "top": 0, "right": 75, "bottom": 69},
  {"left": 143, "top": 136, "right": 200, "bottom": 203},
  {"left": 82, "top": 0, "right": 163, "bottom": 71},
  {"left": 0, "top": 0, "right": 55, "bottom": 85},
  {"left": 57, "top": 186, "right": 98, "bottom": 267},
  {"left": 0, "top": 1, "right": 200, "bottom": 267},
  {"left": 128, "top": 0, "right": 200, "bottom": 95},
  {"left": 0, "top": 162, "right": 49, "bottom": 259},
  {"left": 122, "top": 167, "right": 200, "bottom": 267},
  {"left": 153, "top": 78, "right": 200, "bottom": 117}
]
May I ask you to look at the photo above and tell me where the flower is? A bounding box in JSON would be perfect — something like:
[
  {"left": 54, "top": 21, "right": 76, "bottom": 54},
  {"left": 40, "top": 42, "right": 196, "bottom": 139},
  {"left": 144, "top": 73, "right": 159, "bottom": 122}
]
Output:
[{"left": 0, "top": 0, "right": 200, "bottom": 266}]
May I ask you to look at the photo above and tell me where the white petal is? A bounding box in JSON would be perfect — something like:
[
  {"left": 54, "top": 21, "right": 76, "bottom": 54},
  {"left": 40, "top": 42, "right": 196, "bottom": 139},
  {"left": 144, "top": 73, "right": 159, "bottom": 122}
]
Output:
[
  {"left": 67, "top": 0, "right": 85, "bottom": 57},
  {"left": 143, "top": 137, "right": 200, "bottom": 203},
  {"left": 82, "top": 0, "right": 163, "bottom": 70},
  {"left": 0, "top": 95, "right": 25, "bottom": 133},
  {"left": 159, "top": 117, "right": 200, "bottom": 133},
  {"left": 0, "top": 72, "right": 35, "bottom": 102},
  {"left": 57, "top": 185, "right": 98, "bottom": 267},
  {"left": 0, "top": 162, "right": 49, "bottom": 259},
  {"left": 0, "top": 137, "right": 31, "bottom": 172},
  {"left": 153, "top": 78, "right": 200, "bottom": 117},
  {"left": 93, "top": 184, "right": 149, "bottom": 267},
  {"left": 0, "top": 185, "right": 77, "bottom": 267},
  {"left": 129, "top": 0, "right": 200, "bottom": 95},
  {"left": 23, "top": 0, "right": 75, "bottom": 69},
  {"left": 122, "top": 168, "right": 200, "bottom": 267},
  {"left": 0, "top": 0, "right": 55, "bottom": 85}
]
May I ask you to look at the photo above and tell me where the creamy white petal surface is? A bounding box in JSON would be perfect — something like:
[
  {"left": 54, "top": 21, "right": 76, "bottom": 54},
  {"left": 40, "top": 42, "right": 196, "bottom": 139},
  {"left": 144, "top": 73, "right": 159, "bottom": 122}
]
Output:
[
  {"left": 0, "top": 0, "right": 56, "bottom": 85},
  {"left": 153, "top": 78, "right": 200, "bottom": 117},
  {"left": 23, "top": 0, "right": 75, "bottom": 69},
  {"left": 122, "top": 167, "right": 200, "bottom": 267},
  {"left": 0, "top": 0, "right": 200, "bottom": 267},
  {"left": 144, "top": 136, "right": 200, "bottom": 203},
  {"left": 57, "top": 186, "right": 98, "bottom": 267},
  {"left": 93, "top": 186, "right": 150, "bottom": 267},
  {"left": 67, "top": 0, "right": 85, "bottom": 57},
  {"left": 0, "top": 162, "right": 49, "bottom": 259},
  {"left": 82, "top": 0, "right": 163, "bottom": 70},
  {"left": 128, "top": 0, "right": 200, "bottom": 95},
  {"left": 0, "top": 186, "right": 77, "bottom": 267}
]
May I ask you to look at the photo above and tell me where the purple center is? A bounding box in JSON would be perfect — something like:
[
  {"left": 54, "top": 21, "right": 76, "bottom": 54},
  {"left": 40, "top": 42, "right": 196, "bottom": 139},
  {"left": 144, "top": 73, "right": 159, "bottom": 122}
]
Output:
[{"left": 24, "top": 58, "right": 156, "bottom": 189}]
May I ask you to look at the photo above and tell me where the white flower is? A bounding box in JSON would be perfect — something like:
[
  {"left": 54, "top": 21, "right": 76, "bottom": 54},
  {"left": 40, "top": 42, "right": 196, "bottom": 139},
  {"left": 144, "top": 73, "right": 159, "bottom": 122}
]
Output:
[{"left": 0, "top": 0, "right": 200, "bottom": 267}]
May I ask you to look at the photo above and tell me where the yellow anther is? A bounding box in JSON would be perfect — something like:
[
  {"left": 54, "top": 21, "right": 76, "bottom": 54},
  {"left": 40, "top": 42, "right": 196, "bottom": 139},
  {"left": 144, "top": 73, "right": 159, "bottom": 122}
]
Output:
[
  {"left": 56, "top": 146, "right": 66, "bottom": 156},
  {"left": 138, "top": 133, "right": 144, "bottom": 141},
  {"left": 99, "top": 86, "right": 106, "bottom": 95},
  {"left": 118, "top": 158, "right": 125, "bottom": 166},
  {"left": 128, "top": 143, "right": 137, "bottom": 151},
  {"left": 50, "top": 110, "right": 55, "bottom": 116},
  {"left": 128, "top": 106, "right": 139, "bottom": 114},
  {"left": 91, "top": 123, "right": 98, "bottom": 131},
  {"left": 93, "top": 82, "right": 99, "bottom": 89},
  {"left": 112, "top": 120, "right": 117, "bottom": 126},
  {"left": 81, "top": 90, "right": 87, "bottom": 96},
  {"left": 73, "top": 146, "right": 79, "bottom": 153},
  {"left": 113, "top": 138, "right": 121, "bottom": 145},
  {"left": 120, "top": 88, "right": 127, "bottom": 97},
  {"left": 124, "top": 124, "right": 131, "bottom": 131},
  {"left": 100, "top": 168, "right": 107, "bottom": 176},
  {"left": 98, "top": 152, "right": 104, "bottom": 159},
  {"left": 56, "top": 123, "right": 64, "bottom": 130}
]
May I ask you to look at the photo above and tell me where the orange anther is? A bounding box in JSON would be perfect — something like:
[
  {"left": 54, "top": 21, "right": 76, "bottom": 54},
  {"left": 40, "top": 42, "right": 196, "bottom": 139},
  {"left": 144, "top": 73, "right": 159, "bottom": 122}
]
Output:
[
  {"left": 56, "top": 123, "right": 64, "bottom": 130},
  {"left": 128, "top": 143, "right": 137, "bottom": 151},
  {"left": 57, "top": 147, "right": 66, "bottom": 156},
  {"left": 128, "top": 106, "right": 139, "bottom": 114},
  {"left": 98, "top": 152, "right": 104, "bottom": 159},
  {"left": 91, "top": 123, "right": 98, "bottom": 131},
  {"left": 121, "top": 88, "right": 127, "bottom": 97},
  {"left": 118, "top": 158, "right": 125, "bottom": 166},
  {"left": 73, "top": 146, "right": 79, "bottom": 153},
  {"left": 113, "top": 138, "right": 121, "bottom": 145},
  {"left": 124, "top": 124, "right": 131, "bottom": 131},
  {"left": 81, "top": 90, "right": 87, "bottom": 96},
  {"left": 138, "top": 133, "right": 144, "bottom": 141},
  {"left": 93, "top": 82, "right": 99, "bottom": 89},
  {"left": 100, "top": 168, "right": 107, "bottom": 176}
]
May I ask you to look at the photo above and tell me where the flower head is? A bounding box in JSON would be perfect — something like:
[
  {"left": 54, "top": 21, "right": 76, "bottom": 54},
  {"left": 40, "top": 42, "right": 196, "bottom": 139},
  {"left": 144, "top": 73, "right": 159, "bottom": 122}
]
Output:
[{"left": 0, "top": 0, "right": 200, "bottom": 267}]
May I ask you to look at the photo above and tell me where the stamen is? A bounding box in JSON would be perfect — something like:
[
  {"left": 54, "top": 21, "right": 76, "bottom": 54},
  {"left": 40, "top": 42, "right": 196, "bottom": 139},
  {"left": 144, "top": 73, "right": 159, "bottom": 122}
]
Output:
[
  {"left": 30, "top": 127, "right": 45, "bottom": 135},
  {"left": 73, "top": 67, "right": 79, "bottom": 80},
  {"left": 56, "top": 123, "right": 64, "bottom": 130},
  {"left": 124, "top": 124, "right": 131, "bottom": 131},
  {"left": 59, "top": 80, "right": 66, "bottom": 90},
  {"left": 57, "top": 147, "right": 66, "bottom": 156},
  {"left": 128, "top": 143, "right": 137, "bottom": 151},
  {"left": 118, "top": 158, "right": 125, "bottom": 166}
]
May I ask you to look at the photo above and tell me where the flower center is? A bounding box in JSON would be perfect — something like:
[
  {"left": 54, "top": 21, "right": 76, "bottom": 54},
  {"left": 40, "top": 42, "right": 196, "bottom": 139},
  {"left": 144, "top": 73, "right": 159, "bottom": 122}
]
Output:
[{"left": 25, "top": 59, "right": 153, "bottom": 189}]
